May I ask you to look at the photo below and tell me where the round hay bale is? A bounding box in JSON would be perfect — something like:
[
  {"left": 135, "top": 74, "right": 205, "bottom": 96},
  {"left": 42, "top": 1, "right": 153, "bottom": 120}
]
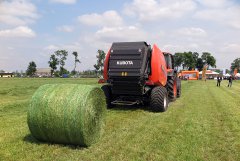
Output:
[{"left": 27, "top": 84, "right": 106, "bottom": 147}]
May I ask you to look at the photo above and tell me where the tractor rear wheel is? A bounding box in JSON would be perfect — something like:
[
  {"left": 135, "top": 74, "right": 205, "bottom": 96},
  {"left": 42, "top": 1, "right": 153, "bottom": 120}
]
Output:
[
  {"left": 177, "top": 78, "right": 181, "bottom": 98},
  {"left": 101, "top": 85, "right": 114, "bottom": 108},
  {"left": 149, "top": 86, "right": 169, "bottom": 112},
  {"left": 167, "top": 77, "right": 177, "bottom": 101}
]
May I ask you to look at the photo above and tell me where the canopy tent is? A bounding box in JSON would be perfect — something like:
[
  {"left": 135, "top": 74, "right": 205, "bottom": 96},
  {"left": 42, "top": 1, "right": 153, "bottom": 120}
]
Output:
[
  {"left": 235, "top": 73, "right": 240, "bottom": 77},
  {"left": 199, "top": 70, "right": 219, "bottom": 75},
  {"left": 224, "top": 73, "right": 231, "bottom": 77},
  {"left": 199, "top": 70, "right": 219, "bottom": 79}
]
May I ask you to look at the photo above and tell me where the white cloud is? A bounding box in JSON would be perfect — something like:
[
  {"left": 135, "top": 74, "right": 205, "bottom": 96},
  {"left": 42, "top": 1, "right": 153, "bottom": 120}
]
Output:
[
  {"left": 95, "top": 26, "right": 146, "bottom": 41},
  {"left": 44, "top": 45, "right": 59, "bottom": 50},
  {"left": 0, "top": 26, "right": 36, "bottom": 38},
  {"left": 194, "top": 3, "right": 240, "bottom": 29},
  {"left": 162, "top": 43, "right": 203, "bottom": 53},
  {"left": 43, "top": 42, "right": 84, "bottom": 71},
  {"left": 216, "top": 43, "right": 240, "bottom": 68},
  {"left": 123, "top": 0, "right": 196, "bottom": 21},
  {"left": 176, "top": 27, "right": 207, "bottom": 37},
  {"left": 162, "top": 44, "right": 185, "bottom": 52},
  {"left": 195, "top": 0, "right": 230, "bottom": 8},
  {"left": 57, "top": 25, "right": 74, "bottom": 32},
  {"left": 80, "top": 25, "right": 148, "bottom": 54},
  {"left": 221, "top": 44, "right": 240, "bottom": 54},
  {"left": 0, "top": 15, "right": 26, "bottom": 26},
  {"left": 0, "top": 0, "right": 38, "bottom": 26},
  {"left": 49, "top": 0, "right": 76, "bottom": 4},
  {"left": 44, "top": 42, "right": 82, "bottom": 52},
  {"left": 78, "top": 10, "right": 123, "bottom": 27}
]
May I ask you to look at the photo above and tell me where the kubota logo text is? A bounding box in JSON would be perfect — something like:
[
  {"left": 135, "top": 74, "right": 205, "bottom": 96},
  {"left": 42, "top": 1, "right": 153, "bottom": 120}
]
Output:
[{"left": 117, "top": 61, "right": 133, "bottom": 65}]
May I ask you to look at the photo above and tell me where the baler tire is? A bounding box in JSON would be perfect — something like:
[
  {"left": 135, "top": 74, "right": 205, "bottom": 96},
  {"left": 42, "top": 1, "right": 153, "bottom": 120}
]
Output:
[
  {"left": 101, "top": 85, "right": 114, "bottom": 109},
  {"left": 167, "top": 77, "right": 177, "bottom": 101},
  {"left": 149, "top": 86, "right": 169, "bottom": 112},
  {"left": 177, "top": 78, "right": 181, "bottom": 98}
]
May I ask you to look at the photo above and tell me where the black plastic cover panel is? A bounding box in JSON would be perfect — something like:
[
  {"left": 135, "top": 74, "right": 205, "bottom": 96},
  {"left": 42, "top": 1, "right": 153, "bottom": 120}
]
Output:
[
  {"left": 108, "top": 42, "right": 150, "bottom": 77},
  {"left": 108, "top": 42, "right": 150, "bottom": 95}
]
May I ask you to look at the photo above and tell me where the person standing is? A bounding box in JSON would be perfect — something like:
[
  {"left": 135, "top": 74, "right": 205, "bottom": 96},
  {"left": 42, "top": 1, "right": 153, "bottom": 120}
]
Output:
[
  {"left": 228, "top": 76, "right": 233, "bottom": 87},
  {"left": 217, "top": 76, "right": 221, "bottom": 87}
]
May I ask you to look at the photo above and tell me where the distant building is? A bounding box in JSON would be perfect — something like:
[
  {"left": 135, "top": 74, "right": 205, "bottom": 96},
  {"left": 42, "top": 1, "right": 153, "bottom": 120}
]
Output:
[
  {"left": 36, "top": 68, "right": 51, "bottom": 77},
  {"left": 0, "top": 73, "right": 14, "bottom": 78}
]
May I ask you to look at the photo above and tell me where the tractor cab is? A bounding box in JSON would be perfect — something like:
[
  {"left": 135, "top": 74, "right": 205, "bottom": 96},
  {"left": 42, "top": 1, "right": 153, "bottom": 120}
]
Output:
[
  {"left": 163, "top": 52, "right": 174, "bottom": 70},
  {"left": 163, "top": 52, "right": 176, "bottom": 76}
]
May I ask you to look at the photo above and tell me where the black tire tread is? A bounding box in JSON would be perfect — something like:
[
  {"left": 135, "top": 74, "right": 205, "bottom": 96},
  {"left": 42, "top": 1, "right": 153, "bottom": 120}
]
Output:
[
  {"left": 167, "top": 77, "right": 177, "bottom": 101},
  {"left": 150, "top": 86, "right": 168, "bottom": 112},
  {"left": 177, "top": 78, "right": 181, "bottom": 98}
]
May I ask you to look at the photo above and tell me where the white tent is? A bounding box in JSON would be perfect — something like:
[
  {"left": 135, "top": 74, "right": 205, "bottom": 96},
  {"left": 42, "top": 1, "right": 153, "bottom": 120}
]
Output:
[
  {"left": 199, "top": 71, "right": 219, "bottom": 75},
  {"left": 199, "top": 70, "right": 219, "bottom": 79},
  {"left": 210, "top": 71, "right": 219, "bottom": 75},
  {"left": 235, "top": 73, "right": 240, "bottom": 77},
  {"left": 224, "top": 73, "right": 231, "bottom": 77}
]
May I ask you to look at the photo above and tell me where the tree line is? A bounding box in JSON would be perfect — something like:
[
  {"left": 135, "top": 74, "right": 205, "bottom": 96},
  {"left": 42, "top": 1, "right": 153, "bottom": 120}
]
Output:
[
  {"left": 174, "top": 52, "right": 216, "bottom": 71},
  {"left": 231, "top": 58, "right": 240, "bottom": 73},
  {"left": 174, "top": 52, "right": 240, "bottom": 73},
  {"left": 48, "top": 50, "right": 81, "bottom": 77},
  {"left": 24, "top": 49, "right": 240, "bottom": 77},
  {"left": 25, "top": 49, "right": 106, "bottom": 77}
]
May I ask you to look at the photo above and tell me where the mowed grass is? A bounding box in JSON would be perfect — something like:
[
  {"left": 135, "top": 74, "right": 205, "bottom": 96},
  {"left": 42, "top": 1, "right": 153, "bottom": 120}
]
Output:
[{"left": 1, "top": 78, "right": 240, "bottom": 161}]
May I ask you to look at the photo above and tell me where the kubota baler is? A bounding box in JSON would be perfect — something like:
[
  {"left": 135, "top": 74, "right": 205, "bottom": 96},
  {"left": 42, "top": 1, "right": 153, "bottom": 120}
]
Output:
[{"left": 100, "top": 41, "right": 181, "bottom": 112}]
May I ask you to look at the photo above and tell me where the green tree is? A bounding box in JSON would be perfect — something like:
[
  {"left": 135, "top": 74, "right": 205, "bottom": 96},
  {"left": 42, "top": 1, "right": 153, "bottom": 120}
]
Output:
[
  {"left": 173, "top": 53, "right": 184, "bottom": 71},
  {"left": 182, "top": 52, "right": 195, "bottom": 70},
  {"left": 48, "top": 54, "right": 59, "bottom": 76},
  {"left": 196, "top": 58, "right": 204, "bottom": 71},
  {"left": 215, "top": 69, "right": 222, "bottom": 74},
  {"left": 13, "top": 70, "right": 21, "bottom": 77},
  {"left": 230, "top": 58, "right": 240, "bottom": 73},
  {"left": 93, "top": 64, "right": 100, "bottom": 74},
  {"left": 173, "top": 51, "right": 216, "bottom": 71},
  {"left": 192, "top": 52, "right": 199, "bottom": 66},
  {"left": 55, "top": 50, "right": 68, "bottom": 76},
  {"left": 62, "top": 68, "right": 69, "bottom": 75},
  {"left": 0, "top": 70, "right": 5, "bottom": 73},
  {"left": 226, "top": 69, "right": 231, "bottom": 74},
  {"left": 201, "top": 52, "right": 210, "bottom": 61},
  {"left": 26, "top": 61, "right": 37, "bottom": 77},
  {"left": 201, "top": 52, "right": 216, "bottom": 68},
  {"left": 93, "top": 50, "right": 106, "bottom": 74},
  {"left": 72, "top": 51, "right": 81, "bottom": 75}
]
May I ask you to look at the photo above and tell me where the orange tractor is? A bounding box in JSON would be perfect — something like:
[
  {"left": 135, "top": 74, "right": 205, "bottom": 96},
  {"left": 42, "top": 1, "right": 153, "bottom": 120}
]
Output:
[{"left": 100, "top": 42, "right": 181, "bottom": 112}]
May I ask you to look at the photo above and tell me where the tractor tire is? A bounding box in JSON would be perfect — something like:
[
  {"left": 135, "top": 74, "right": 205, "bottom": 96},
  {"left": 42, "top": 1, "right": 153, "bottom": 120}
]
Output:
[
  {"left": 101, "top": 85, "right": 114, "bottom": 109},
  {"left": 177, "top": 78, "right": 181, "bottom": 98},
  {"left": 167, "top": 77, "right": 177, "bottom": 101},
  {"left": 149, "top": 86, "right": 169, "bottom": 112}
]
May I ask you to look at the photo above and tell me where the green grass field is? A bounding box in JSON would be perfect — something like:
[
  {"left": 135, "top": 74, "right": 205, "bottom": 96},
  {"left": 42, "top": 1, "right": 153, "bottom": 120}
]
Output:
[{"left": 1, "top": 78, "right": 240, "bottom": 161}]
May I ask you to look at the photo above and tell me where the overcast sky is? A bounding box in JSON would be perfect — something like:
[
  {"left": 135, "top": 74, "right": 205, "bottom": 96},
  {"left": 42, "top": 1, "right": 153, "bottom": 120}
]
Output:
[{"left": 0, "top": 0, "right": 240, "bottom": 72}]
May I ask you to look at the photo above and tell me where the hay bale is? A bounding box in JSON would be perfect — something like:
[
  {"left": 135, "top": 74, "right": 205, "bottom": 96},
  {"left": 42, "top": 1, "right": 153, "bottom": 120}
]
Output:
[{"left": 27, "top": 84, "right": 106, "bottom": 147}]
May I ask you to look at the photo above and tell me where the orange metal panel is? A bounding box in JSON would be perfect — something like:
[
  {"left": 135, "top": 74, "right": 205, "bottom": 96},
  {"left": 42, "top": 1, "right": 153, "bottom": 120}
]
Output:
[
  {"left": 149, "top": 44, "right": 167, "bottom": 86},
  {"left": 103, "top": 49, "right": 110, "bottom": 80}
]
